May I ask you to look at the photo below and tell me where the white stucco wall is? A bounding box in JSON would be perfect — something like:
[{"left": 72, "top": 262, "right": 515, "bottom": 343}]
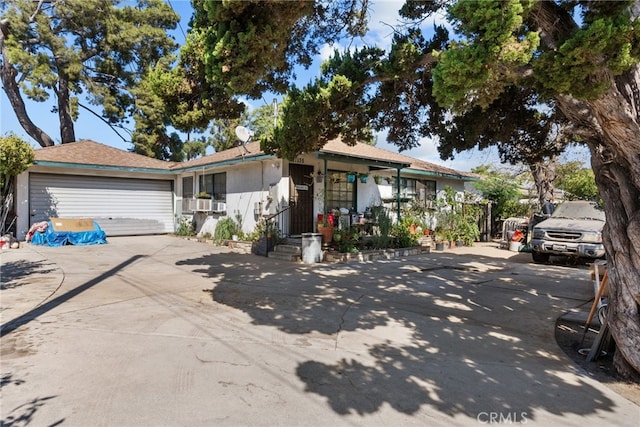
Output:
[
  {"left": 15, "top": 172, "right": 29, "bottom": 241},
  {"left": 193, "top": 159, "right": 288, "bottom": 238}
]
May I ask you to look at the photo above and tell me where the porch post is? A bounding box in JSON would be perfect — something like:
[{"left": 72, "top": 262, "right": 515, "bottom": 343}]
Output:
[
  {"left": 323, "top": 158, "right": 328, "bottom": 217},
  {"left": 396, "top": 168, "right": 401, "bottom": 221}
]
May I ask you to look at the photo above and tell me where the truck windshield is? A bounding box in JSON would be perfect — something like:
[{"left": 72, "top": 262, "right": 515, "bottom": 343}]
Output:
[{"left": 552, "top": 201, "right": 606, "bottom": 221}]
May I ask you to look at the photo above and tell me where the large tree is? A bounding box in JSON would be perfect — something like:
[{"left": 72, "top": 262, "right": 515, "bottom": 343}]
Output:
[
  {"left": 191, "top": 0, "right": 640, "bottom": 378},
  {"left": 433, "top": 0, "right": 640, "bottom": 379},
  {"left": 0, "top": 0, "right": 179, "bottom": 147}
]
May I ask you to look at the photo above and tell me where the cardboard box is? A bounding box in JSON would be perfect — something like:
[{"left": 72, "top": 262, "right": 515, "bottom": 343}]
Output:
[{"left": 50, "top": 218, "right": 95, "bottom": 232}]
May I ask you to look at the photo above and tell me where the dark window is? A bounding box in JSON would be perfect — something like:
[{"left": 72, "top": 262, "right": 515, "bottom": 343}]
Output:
[
  {"left": 199, "top": 172, "right": 227, "bottom": 201},
  {"left": 326, "top": 171, "right": 355, "bottom": 212},
  {"left": 393, "top": 178, "right": 417, "bottom": 199},
  {"left": 393, "top": 178, "right": 437, "bottom": 207},
  {"left": 182, "top": 176, "right": 194, "bottom": 211}
]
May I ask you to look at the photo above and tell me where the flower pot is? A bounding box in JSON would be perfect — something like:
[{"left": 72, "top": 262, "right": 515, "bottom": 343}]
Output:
[
  {"left": 346, "top": 173, "right": 356, "bottom": 183},
  {"left": 359, "top": 175, "right": 368, "bottom": 183},
  {"left": 318, "top": 224, "right": 334, "bottom": 244}
]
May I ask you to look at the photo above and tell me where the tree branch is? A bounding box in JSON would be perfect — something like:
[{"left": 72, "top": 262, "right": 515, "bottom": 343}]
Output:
[
  {"left": 1, "top": 19, "right": 55, "bottom": 147},
  {"left": 77, "top": 103, "right": 131, "bottom": 143}
]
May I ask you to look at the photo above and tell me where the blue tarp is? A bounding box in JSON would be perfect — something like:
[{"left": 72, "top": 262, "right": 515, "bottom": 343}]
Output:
[{"left": 30, "top": 221, "right": 108, "bottom": 247}]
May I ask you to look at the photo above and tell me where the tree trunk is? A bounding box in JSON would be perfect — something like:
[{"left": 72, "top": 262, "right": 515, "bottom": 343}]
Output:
[
  {"left": 558, "top": 63, "right": 640, "bottom": 379},
  {"left": 56, "top": 74, "right": 76, "bottom": 143},
  {"left": 529, "top": 156, "right": 557, "bottom": 207},
  {"left": 0, "top": 19, "right": 55, "bottom": 148},
  {"left": 584, "top": 66, "right": 640, "bottom": 379}
]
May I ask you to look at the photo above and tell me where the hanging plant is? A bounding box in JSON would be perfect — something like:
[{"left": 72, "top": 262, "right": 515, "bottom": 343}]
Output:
[
  {"left": 359, "top": 173, "right": 369, "bottom": 183},
  {"left": 346, "top": 172, "right": 356, "bottom": 183}
]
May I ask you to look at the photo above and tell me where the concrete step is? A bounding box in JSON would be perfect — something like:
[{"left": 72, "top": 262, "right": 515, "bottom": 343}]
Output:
[
  {"left": 267, "top": 251, "right": 300, "bottom": 262},
  {"left": 273, "top": 244, "right": 301, "bottom": 255}
]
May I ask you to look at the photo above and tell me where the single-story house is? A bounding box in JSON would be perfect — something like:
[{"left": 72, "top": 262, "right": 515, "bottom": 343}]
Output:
[{"left": 14, "top": 138, "right": 477, "bottom": 241}]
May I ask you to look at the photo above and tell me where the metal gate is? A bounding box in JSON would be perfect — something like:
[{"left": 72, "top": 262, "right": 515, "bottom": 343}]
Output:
[{"left": 288, "top": 164, "right": 315, "bottom": 235}]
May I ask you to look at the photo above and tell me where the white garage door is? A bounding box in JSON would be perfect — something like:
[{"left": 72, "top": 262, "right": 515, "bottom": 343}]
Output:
[{"left": 29, "top": 173, "right": 174, "bottom": 236}]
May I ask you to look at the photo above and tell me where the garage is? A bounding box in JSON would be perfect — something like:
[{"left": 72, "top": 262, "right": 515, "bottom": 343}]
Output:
[{"left": 29, "top": 173, "right": 174, "bottom": 236}]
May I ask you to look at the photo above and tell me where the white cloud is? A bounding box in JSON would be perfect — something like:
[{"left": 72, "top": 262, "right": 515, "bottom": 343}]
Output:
[{"left": 373, "top": 129, "right": 502, "bottom": 173}]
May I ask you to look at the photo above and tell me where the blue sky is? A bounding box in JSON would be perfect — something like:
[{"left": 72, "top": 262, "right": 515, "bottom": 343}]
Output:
[{"left": 0, "top": 0, "right": 587, "bottom": 172}]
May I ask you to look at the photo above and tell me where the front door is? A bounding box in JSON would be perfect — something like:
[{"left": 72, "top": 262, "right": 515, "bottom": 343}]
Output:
[{"left": 289, "top": 164, "right": 315, "bottom": 235}]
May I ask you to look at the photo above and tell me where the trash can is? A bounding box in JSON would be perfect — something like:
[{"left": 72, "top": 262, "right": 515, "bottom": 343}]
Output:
[{"left": 301, "top": 232, "right": 322, "bottom": 264}]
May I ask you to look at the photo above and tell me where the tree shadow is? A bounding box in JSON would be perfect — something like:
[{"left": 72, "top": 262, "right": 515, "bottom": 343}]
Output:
[
  {"left": 1, "top": 395, "right": 63, "bottom": 427},
  {"left": 181, "top": 249, "right": 616, "bottom": 421},
  {"left": 0, "top": 259, "right": 58, "bottom": 290},
  {"left": 1, "top": 373, "right": 62, "bottom": 427}
]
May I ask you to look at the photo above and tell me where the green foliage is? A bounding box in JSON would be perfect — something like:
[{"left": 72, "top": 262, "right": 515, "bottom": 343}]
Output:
[
  {"left": 433, "top": 0, "right": 540, "bottom": 111},
  {"left": 471, "top": 166, "right": 522, "bottom": 221},
  {"left": 213, "top": 216, "right": 240, "bottom": 244},
  {"left": 0, "top": 134, "right": 34, "bottom": 180},
  {"left": 247, "top": 218, "right": 281, "bottom": 243},
  {"left": 534, "top": 15, "right": 640, "bottom": 99},
  {"left": 175, "top": 216, "right": 196, "bottom": 237},
  {"left": 369, "top": 205, "right": 393, "bottom": 249},
  {"left": 191, "top": 0, "right": 368, "bottom": 98},
  {"left": 391, "top": 223, "right": 419, "bottom": 249},
  {"left": 2, "top": 0, "right": 179, "bottom": 147},
  {"left": 433, "top": 186, "right": 481, "bottom": 246},
  {"left": 334, "top": 226, "right": 361, "bottom": 253},
  {"left": 555, "top": 162, "right": 599, "bottom": 201},
  {"left": 263, "top": 70, "right": 374, "bottom": 160},
  {"left": 1, "top": 134, "right": 35, "bottom": 232}
]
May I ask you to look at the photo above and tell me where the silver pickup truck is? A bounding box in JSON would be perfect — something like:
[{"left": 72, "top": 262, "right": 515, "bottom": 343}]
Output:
[{"left": 530, "top": 200, "right": 606, "bottom": 263}]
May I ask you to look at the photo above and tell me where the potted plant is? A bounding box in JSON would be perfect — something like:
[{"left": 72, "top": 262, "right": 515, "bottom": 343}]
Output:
[
  {"left": 346, "top": 172, "right": 356, "bottom": 183},
  {"left": 317, "top": 214, "right": 334, "bottom": 244},
  {"left": 358, "top": 173, "right": 369, "bottom": 183},
  {"left": 374, "top": 175, "right": 383, "bottom": 185},
  {"left": 195, "top": 191, "right": 211, "bottom": 199}
]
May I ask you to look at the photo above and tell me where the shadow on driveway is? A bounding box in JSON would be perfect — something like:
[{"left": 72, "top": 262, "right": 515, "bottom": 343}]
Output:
[{"left": 177, "top": 249, "right": 615, "bottom": 422}]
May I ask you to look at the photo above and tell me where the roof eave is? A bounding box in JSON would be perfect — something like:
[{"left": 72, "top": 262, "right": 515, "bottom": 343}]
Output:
[
  {"left": 402, "top": 167, "right": 479, "bottom": 181},
  {"left": 172, "top": 154, "right": 276, "bottom": 173},
  {"left": 316, "top": 151, "right": 410, "bottom": 169},
  {"left": 33, "top": 160, "right": 174, "bottom": 174}
]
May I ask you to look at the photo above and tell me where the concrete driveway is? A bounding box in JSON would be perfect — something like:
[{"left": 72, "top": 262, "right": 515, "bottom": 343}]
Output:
[{"left": 1, "top": 236, "right": 637, "bottom": 426}]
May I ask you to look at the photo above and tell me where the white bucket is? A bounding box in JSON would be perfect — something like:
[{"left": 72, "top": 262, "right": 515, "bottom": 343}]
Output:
[{"left": 509, "top": 241, "right": 522, "bottom": 252}]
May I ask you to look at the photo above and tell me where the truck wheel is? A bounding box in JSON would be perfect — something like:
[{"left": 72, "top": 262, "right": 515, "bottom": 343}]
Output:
[{"left": 532, "top": 251, "right": 550, "bottom": 264}]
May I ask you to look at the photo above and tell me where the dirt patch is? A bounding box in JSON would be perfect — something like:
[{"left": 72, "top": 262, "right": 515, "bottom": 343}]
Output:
[{"left": 555, "top": 318, "right": 640, "bottom": 405}]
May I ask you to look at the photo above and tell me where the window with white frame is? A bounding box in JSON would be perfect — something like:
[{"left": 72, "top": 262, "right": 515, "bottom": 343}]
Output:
[
  {"left": 393, "top": 178, "right": 437, "bottom": 207},
  {"left": 182, "top": 176, "right": 194, "bottom": 212},
  {"left": 198, "top": 172, "right": 227, "bottom": 201}
]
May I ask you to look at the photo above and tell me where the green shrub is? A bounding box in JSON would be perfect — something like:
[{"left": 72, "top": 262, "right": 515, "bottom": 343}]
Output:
[
  {"left": 391, "top": 223, "right": 418, "bottom": 248},
  {"left": 214, "top": 217, "right": 240, "bottom": 244},
  {"left": 176, "top": 216, "right": 195, "bottom": 236}
]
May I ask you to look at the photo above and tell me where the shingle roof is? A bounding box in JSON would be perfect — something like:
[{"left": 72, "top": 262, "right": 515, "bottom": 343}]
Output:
[
  {"left": 320, "top": 139, "right": 477, "bottom": 179},
  {"left": 34, "top": 140, "right": 174, "bottom": 170},
  {"left": 173, "top": 141, "right": 265, "bottom": 169},
  {"left": 32, "top": 138, "right": 476, "bottom": 180}
]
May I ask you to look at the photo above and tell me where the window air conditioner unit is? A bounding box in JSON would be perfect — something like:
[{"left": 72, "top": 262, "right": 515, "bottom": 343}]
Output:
[
  {"left": 211, "top": 202, "right": 227, "bottom": 213},
  {"left": 189, "top": 199, "right": 212, "bottom": 212}
]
